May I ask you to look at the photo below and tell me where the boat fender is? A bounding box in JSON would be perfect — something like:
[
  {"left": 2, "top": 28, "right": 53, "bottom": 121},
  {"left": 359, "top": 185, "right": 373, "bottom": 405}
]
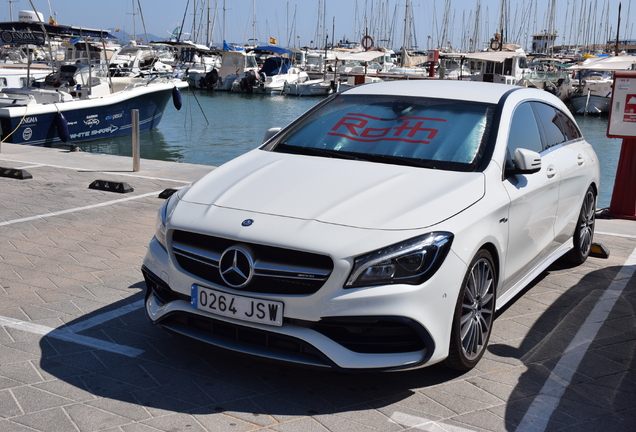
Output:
[
  {"left": 172, "top": 87, "right": 182, "bottom": 110},
  {"left": 55, "top": 112, "right": 69, "bottom": 143}
]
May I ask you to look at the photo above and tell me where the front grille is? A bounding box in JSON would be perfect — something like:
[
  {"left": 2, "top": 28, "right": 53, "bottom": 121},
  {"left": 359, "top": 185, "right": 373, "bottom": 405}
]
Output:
[
  {"left": 171, "top": 230, "right": 334, "bottom": 295},
  {"left": 161, "top": 312, "right": 330, "bottom": 367}
]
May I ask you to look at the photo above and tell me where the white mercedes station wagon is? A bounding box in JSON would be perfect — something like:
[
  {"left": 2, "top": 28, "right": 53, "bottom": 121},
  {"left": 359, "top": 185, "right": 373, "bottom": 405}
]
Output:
[{"left": 142, "top": 80, "right": 600, "bottom": 372}]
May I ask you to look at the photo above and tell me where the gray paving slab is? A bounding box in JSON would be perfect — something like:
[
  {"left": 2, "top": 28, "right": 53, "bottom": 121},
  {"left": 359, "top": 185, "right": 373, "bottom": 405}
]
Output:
[{"left": 0, "top": 144, "right": 635, "bottom": 432}]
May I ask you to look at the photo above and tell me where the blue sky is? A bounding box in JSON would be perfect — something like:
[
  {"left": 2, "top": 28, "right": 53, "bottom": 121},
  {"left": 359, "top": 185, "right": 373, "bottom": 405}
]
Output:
[{"left": 3, "top": 0, "right": 632, "bottom": 51}]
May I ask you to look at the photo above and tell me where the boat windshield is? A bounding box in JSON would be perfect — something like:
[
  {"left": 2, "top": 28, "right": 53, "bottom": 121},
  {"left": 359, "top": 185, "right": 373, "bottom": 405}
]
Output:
[{"left": 268, "top": 94, "right": 495, "bottom": 171}]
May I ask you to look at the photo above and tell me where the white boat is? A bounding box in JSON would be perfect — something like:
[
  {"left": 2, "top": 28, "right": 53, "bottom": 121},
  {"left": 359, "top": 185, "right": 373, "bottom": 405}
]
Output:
[
  {"left": 458, "top": 49, "right": 531, "bottom": 85},
  {"left": 206, "top": 49, "right": 258, "bottom": 91},
  {"left": 108, "top": 43, "right": 174, "bottom": 78},
  {"left": 568, "top": 56, "right": 636, "bottom": 114},
  {"left": 0, "top": 46, "right": 53, "bottom": 87},
  {"left": 518, "top": 59, "right": 575, "bottom": 101},
  {"left": 232, "top": 47, "right": 308, "bottom": 94},
  {"left": 284, "top": 77, "right": 339, "bottom": 96},
  {"left": 150, "top": 41, "right": 220, "bottom": 88},
  {"left": 334, "top": 49, "right": 396, "bottom": 77}
]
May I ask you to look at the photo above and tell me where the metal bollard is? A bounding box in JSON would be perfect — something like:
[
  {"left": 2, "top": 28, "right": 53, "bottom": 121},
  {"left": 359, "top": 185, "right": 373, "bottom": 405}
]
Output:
[{"left": 132, "top": 109, "right": 140, "bottom": 172}]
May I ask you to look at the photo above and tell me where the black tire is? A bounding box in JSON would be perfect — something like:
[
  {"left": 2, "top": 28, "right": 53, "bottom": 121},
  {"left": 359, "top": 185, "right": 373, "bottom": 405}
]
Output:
[
  {"left": 445, "top": 249, "right": 496, "bottom": 371},
  {"left": 566, "top": 186, "right": 596, "bottom": 265}
]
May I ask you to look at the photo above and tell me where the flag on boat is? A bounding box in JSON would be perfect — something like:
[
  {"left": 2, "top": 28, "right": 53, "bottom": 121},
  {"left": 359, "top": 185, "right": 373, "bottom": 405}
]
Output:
[
  {"left": 269, "top": 37, "right": 277, "bottom": 44},
  {"left": 49, "top": 16, "right": 57, "bottom": 26}
]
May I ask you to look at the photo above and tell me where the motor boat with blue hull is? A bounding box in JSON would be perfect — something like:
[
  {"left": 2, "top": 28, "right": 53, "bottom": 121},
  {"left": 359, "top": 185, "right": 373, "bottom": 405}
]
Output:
[
  {"left": 0, "top": 19, "right": 187, "bottom": 145},
  {"left": 0, "top": 77, "right": 186, "bottom": 145}
]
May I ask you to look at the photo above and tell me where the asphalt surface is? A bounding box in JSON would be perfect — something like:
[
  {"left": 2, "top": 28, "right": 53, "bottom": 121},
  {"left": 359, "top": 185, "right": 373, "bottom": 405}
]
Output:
[{"left": 0, "top": 142, "right": 634, "bottom": 432}]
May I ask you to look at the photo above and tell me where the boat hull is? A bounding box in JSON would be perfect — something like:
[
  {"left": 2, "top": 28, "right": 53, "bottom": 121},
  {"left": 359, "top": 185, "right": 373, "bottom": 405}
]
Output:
[
  {"left": 0, "top": 82, "right": 185, "bottom": 145},
  {"left": 570, "top": 94, "right": 611, "bottom": 114}
]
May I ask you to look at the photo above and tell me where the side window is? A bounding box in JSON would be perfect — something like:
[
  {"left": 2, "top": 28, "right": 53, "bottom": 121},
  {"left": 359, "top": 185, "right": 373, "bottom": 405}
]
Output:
[
  {"left": 554, "top": 109, "right": 582, "bottom": 141},
  {"left": 532, "top": 102, "right": 567, "bottom": 148},
  {"left": 507, "top": 102, "right": 543, "bottom": 160}
]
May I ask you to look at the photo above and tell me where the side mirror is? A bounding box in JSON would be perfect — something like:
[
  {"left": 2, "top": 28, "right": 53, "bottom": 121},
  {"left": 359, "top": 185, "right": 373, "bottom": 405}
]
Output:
[
  {"left": 263, "top": 127, "right": 282, "bottom": 143},
  {"left": 506, "top": 148, "right": 541, "bottom": 176}
]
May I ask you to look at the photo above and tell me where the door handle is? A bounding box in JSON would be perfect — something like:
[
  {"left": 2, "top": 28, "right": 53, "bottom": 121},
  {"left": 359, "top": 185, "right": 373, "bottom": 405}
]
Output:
[
  {"left": 546, "top": 165, "right": 557, "bottom": 178},
  {"left": 577, "top": 154, "right": 585, "bottom": 166}
]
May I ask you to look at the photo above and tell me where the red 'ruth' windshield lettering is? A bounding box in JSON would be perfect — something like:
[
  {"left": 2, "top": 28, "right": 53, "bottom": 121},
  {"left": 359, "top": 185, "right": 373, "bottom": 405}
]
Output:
[
  {"left": 330, "top": 114, "right": 441, "bottom": 142},
  {"left": 332, "top": 116, "right": 367, "bottom": 135},
  {"left": 393, "top": 121, "right": 438, "bottom": 139}
]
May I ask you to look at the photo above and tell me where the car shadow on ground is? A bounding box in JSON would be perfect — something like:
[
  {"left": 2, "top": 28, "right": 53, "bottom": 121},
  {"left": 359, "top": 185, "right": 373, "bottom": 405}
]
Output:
[
  {"left": 488, "top": 263, "right": 636, "bottom": 431},
  {"left": 37, "top": 284, "right": 467, "bottom": 418}
]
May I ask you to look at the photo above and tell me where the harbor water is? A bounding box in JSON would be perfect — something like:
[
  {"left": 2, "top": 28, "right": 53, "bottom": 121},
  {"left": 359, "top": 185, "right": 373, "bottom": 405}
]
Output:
[{"left": 57, "top": 89, "right": 623, "bottom": 209}]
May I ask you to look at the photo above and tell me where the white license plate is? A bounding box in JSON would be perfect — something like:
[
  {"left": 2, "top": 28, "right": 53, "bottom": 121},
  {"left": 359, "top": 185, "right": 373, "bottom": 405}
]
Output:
[{"left": 191, "top": 285, "right": 284, "bottom": 327}]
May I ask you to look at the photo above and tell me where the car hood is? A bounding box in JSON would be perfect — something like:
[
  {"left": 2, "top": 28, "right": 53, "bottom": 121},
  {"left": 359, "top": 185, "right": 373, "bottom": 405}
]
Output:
[{"left": 181, "top": 150, "right": 485, "bottom": 230}]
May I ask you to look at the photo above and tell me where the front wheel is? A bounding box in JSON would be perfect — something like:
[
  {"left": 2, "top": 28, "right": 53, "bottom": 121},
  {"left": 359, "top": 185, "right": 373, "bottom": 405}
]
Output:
[
  {"left": 445, "top": 249, "right": 496, "bottom": 371},
  {"left": 566, "top": 186, "right": 596, "bottom": 265}
]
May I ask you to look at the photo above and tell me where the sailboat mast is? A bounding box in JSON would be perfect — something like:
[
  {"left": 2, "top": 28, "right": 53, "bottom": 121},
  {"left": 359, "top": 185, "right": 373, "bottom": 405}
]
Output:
[
  {"left": 615, "top": 2, "right": 622, "bottom": 55},
  {"left": 206, "top": 0, "right": 211, "bottom": 46},
  {"left": 132, "top": 0, "right": 137, "bottom": 41},
  {"left": 403, "top": 0, "right": 409, "bottom": 49}
]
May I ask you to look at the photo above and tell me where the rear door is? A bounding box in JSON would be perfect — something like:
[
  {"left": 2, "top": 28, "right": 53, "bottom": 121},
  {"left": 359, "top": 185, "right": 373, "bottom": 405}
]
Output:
[{"left": 531, "top": 103, "right": 593, "bottom": 247}]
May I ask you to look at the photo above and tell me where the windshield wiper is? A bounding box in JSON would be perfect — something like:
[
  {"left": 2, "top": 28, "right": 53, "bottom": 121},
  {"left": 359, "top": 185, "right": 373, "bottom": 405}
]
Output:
[
  {"left": 362, "top": 153, "right": 438, "bottom": 168},
  {"left": 273, "top": 143, "right": 368, "bottom": 161}
]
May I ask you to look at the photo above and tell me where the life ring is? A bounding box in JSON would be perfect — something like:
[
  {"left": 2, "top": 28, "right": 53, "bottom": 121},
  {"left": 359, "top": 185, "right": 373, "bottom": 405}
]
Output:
[
  {"left": 361, "top": 35, "right": 374, "bottom": 51},
  {"left": 489, "top": 39, "right": 501, "bottom": 51}
]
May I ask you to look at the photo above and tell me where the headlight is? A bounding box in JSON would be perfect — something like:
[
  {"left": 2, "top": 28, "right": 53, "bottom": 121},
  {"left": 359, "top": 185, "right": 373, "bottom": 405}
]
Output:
[
  {"left": 155, "top": 186, "right": 189, "bottom": 249},
  {"left": 345, "top": 232, "right": 453, "bottom": 288}
]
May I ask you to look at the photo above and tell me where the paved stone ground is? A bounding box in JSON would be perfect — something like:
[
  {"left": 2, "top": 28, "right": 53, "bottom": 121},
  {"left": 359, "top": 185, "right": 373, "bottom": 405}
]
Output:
[{"left": 0, "top": 144, "right": 634, "bottom": 432}]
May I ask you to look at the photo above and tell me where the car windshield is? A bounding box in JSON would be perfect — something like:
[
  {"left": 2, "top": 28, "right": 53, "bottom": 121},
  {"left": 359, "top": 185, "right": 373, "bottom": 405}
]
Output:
[{"left": 269, "top": 94, "right": 496, "bottom": 171}]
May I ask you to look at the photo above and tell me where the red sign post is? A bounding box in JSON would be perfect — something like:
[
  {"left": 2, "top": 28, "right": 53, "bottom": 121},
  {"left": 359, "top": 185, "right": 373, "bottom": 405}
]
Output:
[{"left": 605, "top": 71, "right": 636, "bottom": 219}]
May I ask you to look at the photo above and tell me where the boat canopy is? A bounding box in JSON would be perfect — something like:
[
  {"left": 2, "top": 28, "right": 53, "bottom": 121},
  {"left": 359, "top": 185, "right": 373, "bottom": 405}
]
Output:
[
  {"left": 332, "top": 50, "right": 388, "bottom": 62},
  {"left": 442, "top": 51, "right": 526, "bottom": 63},
  {"left": 150, "top": 40, "right": 214, "bottom": 54},
  {"left": 568, "top": 56, "right": 636, "bottom": 71},
  {"left": 251, "top": 46, "right": 293, "bottom": 56},
  {"left": 0, "top": 21, "right": 115, "bottom": 45},
  {"left": 260, "top": 57, "right": 291, "bottom": 76}
]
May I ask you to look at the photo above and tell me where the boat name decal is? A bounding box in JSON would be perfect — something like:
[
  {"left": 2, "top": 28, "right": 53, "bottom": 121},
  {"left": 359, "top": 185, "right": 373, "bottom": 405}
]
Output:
[
  {"left": 70, "top": 125, "right": 119, "bottom": 139},
  {"left": 327, "top": 112, "right": 445, "bottom": 145},
  {"left": 105, "top": 111, "right": 124, "bottom": 120},
  {"left": 84, "top": 118, "right": 100, "bottom": 127},
  {"left": 1, "top": 30, "right": 45, "bottom": 45},
  {"left": 22, "top": 128, "right": 32, "bottom": 141},
  {"left": 23, "top": 117, "right": 37, "bottom": 124}
]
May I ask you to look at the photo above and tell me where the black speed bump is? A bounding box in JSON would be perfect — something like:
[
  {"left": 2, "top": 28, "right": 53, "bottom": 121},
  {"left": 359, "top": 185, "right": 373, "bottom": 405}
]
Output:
[
  {"left": 0, "top": 166, "right": 32, "bottom": 180},
  {"left": 88, "top": 180, "right": 134, "bottom": 193},
  {"left": 158, "top": 188, "right": 178, "bottom": 199}
]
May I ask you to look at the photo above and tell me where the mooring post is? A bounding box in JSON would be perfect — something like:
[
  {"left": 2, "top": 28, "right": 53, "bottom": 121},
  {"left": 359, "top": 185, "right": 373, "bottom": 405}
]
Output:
[{"left": 132, "top": 109, "right": 140, "bottom": 172}]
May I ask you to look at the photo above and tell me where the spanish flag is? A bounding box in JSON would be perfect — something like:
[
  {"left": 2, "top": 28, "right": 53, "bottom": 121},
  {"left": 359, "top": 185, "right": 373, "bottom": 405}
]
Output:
[
  {"left": 269, "top": 37, "right": 277, "bottom": 44},
  {"left": 49, "top": 16, "right": 57, "bottom": 26}
]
